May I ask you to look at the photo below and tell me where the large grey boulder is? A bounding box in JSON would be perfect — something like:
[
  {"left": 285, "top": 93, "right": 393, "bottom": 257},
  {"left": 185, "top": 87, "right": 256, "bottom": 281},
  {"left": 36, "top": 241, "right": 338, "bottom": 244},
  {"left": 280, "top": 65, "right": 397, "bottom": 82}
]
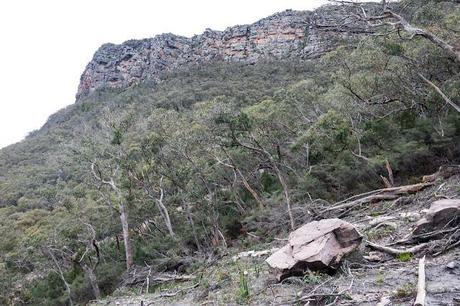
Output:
[
  {"left": 266, "top": 218, "right": 362, "bottom": 280},
  {"left": 414, "top": 199, "right": 460, "bottom": 236}
]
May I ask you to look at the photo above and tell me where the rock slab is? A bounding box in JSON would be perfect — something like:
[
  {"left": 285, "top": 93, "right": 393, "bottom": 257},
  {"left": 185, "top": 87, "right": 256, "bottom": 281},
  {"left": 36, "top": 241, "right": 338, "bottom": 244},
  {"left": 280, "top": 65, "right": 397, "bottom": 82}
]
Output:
[
  {"left": 266, "top": 218, "right": 362, "bottom": 280},
  {"left": 414, "top": 199, "right": 460, "bottom": 235}
]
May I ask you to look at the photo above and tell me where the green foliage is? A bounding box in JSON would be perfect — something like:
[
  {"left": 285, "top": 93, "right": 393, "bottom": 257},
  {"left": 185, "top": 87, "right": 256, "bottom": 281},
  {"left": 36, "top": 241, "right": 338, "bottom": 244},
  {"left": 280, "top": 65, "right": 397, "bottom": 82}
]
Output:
[
  {"left": 376, "top": 272, "right": 385, "bottom": 285},
  {"left": 397, "top": 252, "right": 413, "bottom": 262},
  {"left": 394, "top": 282, "right": 416, "bottom": 299},
  {"left": 237, "top": 268, "right": 250, "bottom": 302},
  {"left": 303, "top": 271, "right": 327, "bottom": 284}
]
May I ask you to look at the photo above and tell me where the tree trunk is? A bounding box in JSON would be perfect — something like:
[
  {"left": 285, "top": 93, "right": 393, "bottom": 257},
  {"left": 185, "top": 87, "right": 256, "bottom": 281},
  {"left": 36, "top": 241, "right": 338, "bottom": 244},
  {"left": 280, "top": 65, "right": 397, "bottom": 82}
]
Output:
[
  {"left": 157, "top": 184, "right": 175, "bottom": 238},
  {"left": 119, "top": 200, "right": 133, "bottom": 270},
  {"left": 419, "top": 73, "right": 460, "bottom": 113},
  {"left": 235, "top": 167, "right": 265, "bottom": 209},
  {"left": 184, "top": 200, "right": 202, "bottom": 251},
  {"left": 385, "top": 9, "right": 460, "bottom": 63},
  {"left": 47, "top": 248, "right": 73, "bottom": 306},
  {"left": 90, "top": 164, "right": 133, "bottom": 271},
  {"left": 272, "top": 162, "right": 295, "bottom": 230},
  {"left": 82, "top": 265, "right": 101, "bottom": 300}
]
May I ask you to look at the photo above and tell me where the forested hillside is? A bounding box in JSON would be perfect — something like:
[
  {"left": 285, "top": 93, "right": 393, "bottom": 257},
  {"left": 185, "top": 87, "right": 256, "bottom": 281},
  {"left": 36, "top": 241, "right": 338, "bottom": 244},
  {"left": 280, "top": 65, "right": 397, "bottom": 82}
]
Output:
[{"left": 0, "top": 1, "right": 459, "bottom": 305}]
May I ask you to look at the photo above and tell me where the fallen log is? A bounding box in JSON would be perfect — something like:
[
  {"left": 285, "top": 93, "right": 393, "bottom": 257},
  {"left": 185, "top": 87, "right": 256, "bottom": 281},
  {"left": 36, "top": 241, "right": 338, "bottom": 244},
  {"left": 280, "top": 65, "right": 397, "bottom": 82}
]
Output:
[
  {"left": 232, "top": 248, "right": 279, "bottom": 261},
  {"left": 414, "top": 256, "right": 426, "bottom": 306},
  {"left": 121, "top": 268, "right": 196, "bottom": 287},
  {"left": 366, "top": 241, "right": 429, "bottom": 256},
  {"left": 422, "top": 165, "right": 460, "bottom": 183},
  {"left": 321, "top": 182, "right": 434, "bottom": 215}
]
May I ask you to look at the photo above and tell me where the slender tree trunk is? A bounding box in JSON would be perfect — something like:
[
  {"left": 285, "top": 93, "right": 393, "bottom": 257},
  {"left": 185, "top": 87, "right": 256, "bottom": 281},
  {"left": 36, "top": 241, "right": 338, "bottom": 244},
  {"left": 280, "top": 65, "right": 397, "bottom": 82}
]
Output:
[
  {"left": 156, "top": 182, "right": 175, "bottom": 238},
  {"left": 184, "top": 200, "right": 202, "bottom": 251},
  {"left": 419, "top": 73, "right": 460, "bottom": 113},
  {"left": 47, "top": 249, "right": 73, "bottom": 306},
  {"left": 387, "top": 9, "right": 460, "bottom": 63},
  {"left": 82, "top": 265, "right": 101, "bottom": 300},
  {"left": 119, "top": 199, "right": 133, "bottom": 270},
  {"left": 90, "top": 163, "right": 133, "bottom": 270},
  {"left": 272, "top": 162, "right": 295, "bottom": 230},
  {"left": 157, "top": 199, "right": 175, "bottom": 238},
  {"left": 235, "top": 167, "right": 265, "bottom": 209}
]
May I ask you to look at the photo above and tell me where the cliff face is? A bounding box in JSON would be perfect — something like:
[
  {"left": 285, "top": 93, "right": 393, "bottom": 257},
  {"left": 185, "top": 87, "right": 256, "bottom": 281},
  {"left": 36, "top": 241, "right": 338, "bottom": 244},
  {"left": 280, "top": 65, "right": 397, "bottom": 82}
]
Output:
[{"left": 76, "top": 5, "right": 372, "bottom": 99}]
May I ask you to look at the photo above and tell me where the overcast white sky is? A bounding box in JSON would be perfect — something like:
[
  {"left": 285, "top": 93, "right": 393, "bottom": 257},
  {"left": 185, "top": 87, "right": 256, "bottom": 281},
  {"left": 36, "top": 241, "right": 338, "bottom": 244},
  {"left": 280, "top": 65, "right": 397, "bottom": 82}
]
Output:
[{"left": 0, "top": 0, "right": 330, "bottom": 149}]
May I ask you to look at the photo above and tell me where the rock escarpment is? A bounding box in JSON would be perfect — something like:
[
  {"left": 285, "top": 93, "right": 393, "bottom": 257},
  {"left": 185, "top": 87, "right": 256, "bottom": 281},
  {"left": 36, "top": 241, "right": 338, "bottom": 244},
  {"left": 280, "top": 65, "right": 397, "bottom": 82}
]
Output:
[{"left": 77, "top": 5, "right": 373, "bottom": 99}]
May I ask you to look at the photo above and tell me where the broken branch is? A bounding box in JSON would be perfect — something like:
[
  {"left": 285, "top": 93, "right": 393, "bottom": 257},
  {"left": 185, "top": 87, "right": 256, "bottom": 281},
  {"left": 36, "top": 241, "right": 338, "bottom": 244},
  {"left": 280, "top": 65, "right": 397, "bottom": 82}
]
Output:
[
  {"left": 366, "top": 240, "right": 429, "bottom": 256},
  {"left": 414, "top": 256, "right": 426, "bottom": 306}
]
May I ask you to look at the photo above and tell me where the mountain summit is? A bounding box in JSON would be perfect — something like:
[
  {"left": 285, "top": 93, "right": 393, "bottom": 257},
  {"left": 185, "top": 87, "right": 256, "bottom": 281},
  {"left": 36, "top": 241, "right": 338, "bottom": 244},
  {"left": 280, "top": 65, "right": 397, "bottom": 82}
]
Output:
[{"left": 77, "top": 5, "right": 372, "bottom": 99}]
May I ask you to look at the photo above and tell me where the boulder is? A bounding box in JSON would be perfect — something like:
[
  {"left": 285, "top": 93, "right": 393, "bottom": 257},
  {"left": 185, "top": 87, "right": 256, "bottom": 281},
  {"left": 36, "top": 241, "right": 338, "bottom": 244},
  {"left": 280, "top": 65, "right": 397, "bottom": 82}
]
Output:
[
  {"left": 266, "top": 219, "right": 362, "bottom": 280},
  {"left": 414, "top": 199, "right": 460, "bottom": 236}
]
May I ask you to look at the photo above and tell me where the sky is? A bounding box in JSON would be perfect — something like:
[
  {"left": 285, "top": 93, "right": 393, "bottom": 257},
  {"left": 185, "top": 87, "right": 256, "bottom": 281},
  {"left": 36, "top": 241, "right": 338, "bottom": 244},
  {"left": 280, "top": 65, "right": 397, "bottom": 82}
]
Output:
[{"left": 0, "top": 0, "right": 330, "bottom": 149}]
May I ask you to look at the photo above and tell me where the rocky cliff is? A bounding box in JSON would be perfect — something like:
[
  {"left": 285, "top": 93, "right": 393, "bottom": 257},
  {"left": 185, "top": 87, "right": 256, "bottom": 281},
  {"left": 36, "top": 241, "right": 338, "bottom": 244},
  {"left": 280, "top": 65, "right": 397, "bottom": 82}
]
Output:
[{"left": 77, "top": 5, "right": 373, "bottom": 99}]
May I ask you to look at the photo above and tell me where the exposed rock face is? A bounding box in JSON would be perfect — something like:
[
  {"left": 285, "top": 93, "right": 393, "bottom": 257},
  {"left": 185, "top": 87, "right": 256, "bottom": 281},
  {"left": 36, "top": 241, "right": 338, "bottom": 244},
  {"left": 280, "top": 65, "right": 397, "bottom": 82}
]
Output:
[
  {"left": 266, "top": 219, "right": 362, "bottom": 280},
  {"left": 77, "top": 5, "right": 374, "bottom": 99}
]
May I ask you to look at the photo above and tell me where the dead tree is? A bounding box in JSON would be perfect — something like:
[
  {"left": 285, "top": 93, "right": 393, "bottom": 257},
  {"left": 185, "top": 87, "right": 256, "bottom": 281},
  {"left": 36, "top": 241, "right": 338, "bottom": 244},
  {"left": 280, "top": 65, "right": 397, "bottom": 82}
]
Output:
[
  {"left": 91, "top": 162, "right": 133, "bottom": 270},
  {"left": 78, "top": 221, "right": 102, "bottom": 299},
  {"left": 154, "top": 177, "right": 175, "bottom": 238},
  {"left": 232, "top": 134, "right": 295, "bottom": 230},
  {"left": 46, "top": 247, "right": 74, "bottom": 306},
  {"left": 330, "top": 0, "right": 460, "bottom": 63},
  {"left": 215, "top": 152, "right": 265, "bottom": 209}
]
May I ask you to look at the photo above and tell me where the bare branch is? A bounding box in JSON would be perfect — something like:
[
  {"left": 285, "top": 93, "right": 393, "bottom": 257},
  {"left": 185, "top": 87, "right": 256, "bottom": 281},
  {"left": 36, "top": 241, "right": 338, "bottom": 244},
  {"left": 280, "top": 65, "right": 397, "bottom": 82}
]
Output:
[{"left": 419, "top": 74, "right": 460, "bottom": 113}]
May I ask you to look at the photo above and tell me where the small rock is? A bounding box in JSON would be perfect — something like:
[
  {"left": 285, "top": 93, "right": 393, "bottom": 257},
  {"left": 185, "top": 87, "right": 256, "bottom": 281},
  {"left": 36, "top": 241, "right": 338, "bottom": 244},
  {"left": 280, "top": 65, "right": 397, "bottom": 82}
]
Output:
[
  {"left": 363, "top": 251, "right": 383, "bottom": 262},
  {"left": 446, "top": 261, "right": 456, "bottom": 270},
  {"left": 399, "top": 212, "right": 421, "bottom": 222}
]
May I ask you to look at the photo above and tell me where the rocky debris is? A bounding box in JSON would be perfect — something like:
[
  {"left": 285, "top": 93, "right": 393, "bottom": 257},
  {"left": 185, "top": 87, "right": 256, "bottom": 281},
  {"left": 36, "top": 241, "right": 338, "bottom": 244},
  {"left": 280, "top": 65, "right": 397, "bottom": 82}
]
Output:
[
  {"left": 76, "top": 5, "right": 377, "bottom": 99},
  {"left": 266, "top": 218, "right": 362, "bottom": 280},
  {"left": 446, "top": 261, "right": 457, "bottom": 270},
  {"left": 413, "top": 199, "right": 460, "bottom": 236}
]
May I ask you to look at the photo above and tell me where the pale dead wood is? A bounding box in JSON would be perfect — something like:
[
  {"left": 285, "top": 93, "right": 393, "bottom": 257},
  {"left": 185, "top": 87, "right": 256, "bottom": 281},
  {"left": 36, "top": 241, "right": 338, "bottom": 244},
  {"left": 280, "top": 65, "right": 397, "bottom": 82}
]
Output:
[
  {"left": 385, "top": 159, "right": 394, "bottom": 186},
  {"left": 423, "top": 165, "right": 460, "bottom": 182},
  {"left": 231, "top": 136, "right": 295, "bottom": 230},
  {"left": 321, "top": 182, "right": 434, "bottom": 214},
  {"left": 419, "top": 74, "right": 460, "bottom": 113},
  {"left": 150, "top": 273, "right": 196, "bottom": 283},
  {"left": 91, "top": 161, "right": 133, "bottom": 269},
  {"left": 47, "top": 248, "right": 74, "bottom": 306},
  {"left": 232, "top": 248, "right": 279, "bottom": 261},
  {"left": 332, "top": 0, "right": 460, "bottom": 63},
  {"left": 366, "top": 240, "right": 429, "bottom": 256},
  {"left": 380, "top": 175, "right": 393, "bottom": 188},
  {"left": 145, "top": 282, "right": 200, "bottom": 304},
  {"left": 156, "top": 176, "right": 175, "bottom": 238},
  {"left": 215, "top": 154, "right": 264, "bottom": 209},
  {"left": 384, "top": 10, "right": 460, "bottom": 64},
  {"left": 414, "top": 256, "right": 426, "bottom": 306}
]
